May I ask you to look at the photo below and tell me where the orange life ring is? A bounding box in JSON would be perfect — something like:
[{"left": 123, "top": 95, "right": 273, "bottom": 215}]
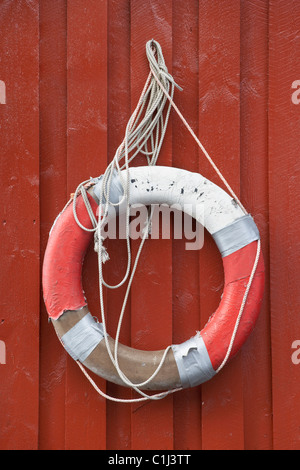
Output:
[{"left": 42, "top": 166, "right": 264, "bottom": 391}]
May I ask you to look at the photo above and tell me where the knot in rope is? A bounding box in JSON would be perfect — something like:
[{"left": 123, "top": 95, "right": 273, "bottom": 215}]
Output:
[{"left": 94, "top": 230, "right": 109, "bottom": 263}]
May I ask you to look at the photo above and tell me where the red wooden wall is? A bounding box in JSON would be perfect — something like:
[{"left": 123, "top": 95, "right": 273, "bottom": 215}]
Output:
[{"left": 0, "top": 0, "right": 300, "bottom": 450}]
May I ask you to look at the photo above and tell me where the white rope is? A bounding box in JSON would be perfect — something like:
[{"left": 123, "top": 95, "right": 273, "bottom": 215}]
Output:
[{"left": 69, "top": 40, "right": 260, "bottom": 402}]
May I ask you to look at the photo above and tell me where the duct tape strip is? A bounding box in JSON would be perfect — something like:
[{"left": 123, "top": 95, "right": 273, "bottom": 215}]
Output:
[
  {"left": 61, "top": 313, "right": 105, "bottom": 362},
  {"left": 92, "top": 169, "right": 124, "bottom": 207},
  {"left": 212, "top": 214, "right": 260, "bottom": 258},
  {"left": 171, "top": 334, "right": 216, "bottom": 388}
]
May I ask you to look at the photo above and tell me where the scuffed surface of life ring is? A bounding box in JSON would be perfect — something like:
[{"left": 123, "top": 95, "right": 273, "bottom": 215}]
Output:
[{"left": 42, "top": 166, "right": 265, "bottom": 391}]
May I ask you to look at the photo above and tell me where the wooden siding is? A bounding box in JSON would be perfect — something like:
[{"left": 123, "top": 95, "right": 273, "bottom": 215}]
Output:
[{"left": 0, "top": 0, "right": 299, "bottom": 450}]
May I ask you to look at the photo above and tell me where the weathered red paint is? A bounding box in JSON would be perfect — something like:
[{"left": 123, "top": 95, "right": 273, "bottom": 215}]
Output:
[
  {"left": 42, "top": 194, "right": 98, "bottom": 320},
  {"left": 39, "top": 0, "right": 68, "bottom": 450},
  {"left": 1, "top": 0, "right": 300, "bottom": 450},
  {"left": 201, "top": 242, "right": 264, "bottom": 370},
  {"left": 0, "top": 0, "right": 40, "bottom": 450}
]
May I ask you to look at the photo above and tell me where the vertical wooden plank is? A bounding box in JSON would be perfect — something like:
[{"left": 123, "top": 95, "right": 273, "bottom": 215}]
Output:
[
  {"left": 66, "top": 0, "right": 108, "bottom": 450},
  {"left": 0, "top": 0, "right": 40, "bottom": 449},
  {"left": 106, "top": 0, "right": 132, "bottom": 450},
  {"left": 198, "top": 0, "right": 244, "bottom": 450},
  {"left": 172, "top": 0, "right": 202, "bottom": 450},
  {"left": 269, "top": 0, "right": 300, "bottom": 450},
  {"left": 130, "top": 0, "right": 174, "bottom": 450},
  {"left": 240, "top": 0, "right": 273, "bottom": 450},
  {"left": 39, "top": 0, "right": 68, "bottom": 450}
]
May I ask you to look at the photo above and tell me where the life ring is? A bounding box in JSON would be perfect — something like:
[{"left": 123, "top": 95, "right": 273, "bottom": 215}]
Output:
[{"left": 42, "top": 166, "right": 264, "bottom": 391}]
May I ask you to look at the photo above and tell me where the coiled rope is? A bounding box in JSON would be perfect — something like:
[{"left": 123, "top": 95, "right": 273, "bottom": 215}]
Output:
[{"left": 70, "top": 40, "right": 260, "bottom": 402}]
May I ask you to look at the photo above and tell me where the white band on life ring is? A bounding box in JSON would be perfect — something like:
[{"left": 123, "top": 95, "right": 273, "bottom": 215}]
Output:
[{"left": 92, "top": 166, "right": 247, "bottom": 234}]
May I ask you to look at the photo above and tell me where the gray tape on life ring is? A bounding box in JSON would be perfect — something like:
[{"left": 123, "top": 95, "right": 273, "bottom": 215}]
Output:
[
  {"left": 212, "top": 214, "right": 260, "bottom": 258},
  {"left": 92, "top": 170, "right": 124, "bottom": 206},
  {"left": 171, "top": 334, "right": 216, "bottom": 388},
  {"left": 61, "top": 313, "right": 105, "bottom": 362}
]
